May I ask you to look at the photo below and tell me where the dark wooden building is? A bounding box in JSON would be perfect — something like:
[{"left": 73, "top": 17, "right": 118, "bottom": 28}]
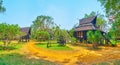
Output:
[
  {"left": 19, "top": 27, "right": 31, "bottom": 42},
  {"left": 74, "top": 16, "right": 103, "bottom": 41}
]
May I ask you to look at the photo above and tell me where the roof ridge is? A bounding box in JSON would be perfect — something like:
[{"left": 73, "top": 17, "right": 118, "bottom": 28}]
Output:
[
  {"left": 79, "top": 16, "right": 96, "bottom": 25},
  {"left": 79, "top": 16, "right": 96, "bottom": 21}
]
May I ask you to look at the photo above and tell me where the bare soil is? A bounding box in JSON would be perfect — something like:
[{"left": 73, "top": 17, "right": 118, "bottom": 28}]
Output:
[{"left": 20, "top": 41, "right": 120, "bottom": 65}]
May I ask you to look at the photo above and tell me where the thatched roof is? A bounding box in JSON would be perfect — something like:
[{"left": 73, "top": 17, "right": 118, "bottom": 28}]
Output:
[
  {"left": 74, "top": 16, "right": 98, "bottom": 31},
  {"left": 20, "top": 27, "right": 30, "bottom": 35},
  {"left": 79, "top": 16, "right": 96, "bottom": 25}
]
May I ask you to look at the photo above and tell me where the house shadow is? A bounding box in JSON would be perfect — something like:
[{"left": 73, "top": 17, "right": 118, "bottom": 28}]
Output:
[{"left": 71, "top": 43, "right": 102, "bottom": 51}]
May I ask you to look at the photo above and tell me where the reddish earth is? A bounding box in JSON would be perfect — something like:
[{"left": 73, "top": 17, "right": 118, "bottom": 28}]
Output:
[{"left": 20, "top": 41, "right": 120, "bottom": 65}]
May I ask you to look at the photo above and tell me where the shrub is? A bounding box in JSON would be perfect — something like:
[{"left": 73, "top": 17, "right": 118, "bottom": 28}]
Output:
[
  {"left": 38, "top": 30, "right": 50, "bottom": 41},
  {"left": 87, "top": 30, "right": 103, "bottom": 48},
  {"left": 57, "top": 35, "right": 66, "bottom": 46},
  {"left": 110, "top": 40, "right": 117, "bottom": 47},
  {"left": 71, "top": 37, "right": 77, "bottom": 44}
]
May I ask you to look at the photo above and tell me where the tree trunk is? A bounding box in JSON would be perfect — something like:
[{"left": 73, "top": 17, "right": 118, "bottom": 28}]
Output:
[{"left": 93, "top": 43, "right": 98, "bottom": 49}]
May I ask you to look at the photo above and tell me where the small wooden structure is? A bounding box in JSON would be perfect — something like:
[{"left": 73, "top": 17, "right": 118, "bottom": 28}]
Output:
[
  {"left": 74, "top": 16, "right": 104, "bottom": 42},
  {"left": 19, "top": 27, "right": 30, "bottom": 42}
]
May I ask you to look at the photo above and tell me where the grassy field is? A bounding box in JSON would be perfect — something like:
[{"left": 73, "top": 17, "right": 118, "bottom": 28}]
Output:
[
  {"left": 93, "top": 59, "right": 120, "bottom": 65},
  {"left": 0, "top": 53, "right": 59, "bottom": 65},
  {"left": 0, "top": 41, "right": 59, "bottom": 65},
  {"left": 0, "top": 42, "right": 23, "bottom": 51},
  {"left": 36, "top": 43, "right": 72, "bottom": 50}
]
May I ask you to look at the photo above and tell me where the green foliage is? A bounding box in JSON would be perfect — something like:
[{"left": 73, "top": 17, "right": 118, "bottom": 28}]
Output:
[
  {"left": 98, "top": 0, "right": 120, "bottom": 46},
  {"left": 68, "top": 29, "right": 74, "bottom": 37},
  {"left": 84, "top": 11, "right": 96, "bottom": 18},
  {"left": 71, "top": 37, "right": 77, "bottom": 44},
  {"left": 37, "top": 30, "right": 50, "bottom": 41},
  {"left": 0, "top": 42, "right": 23, "bottom": 50},
  {"left": 87, "top": 30, "right": 95, "bottom": 43},
  {"left": 60, "top": 29, "right": 71, "bottom": 42},
  {"left": 54, "top": 26, "right": 61, "bottom": 40},
  {"left": 96, "top": 17, "right": 107, "bottom": 31},
  {"left": 68, "top": 29, "right": 78, "bottom": 43},
  {"left": 0, "top": 0, "right": 5, "bottom": 12},
  {"left": 31, "top": 15, "right": 55, "bottom": 40},
  {"left": 0, "top": 53, "right": 58, "bottom": 65},
  {"left": 87, "top": 30, "right": 103, "bottom": 48},
  {"left": 55, "top": 29, "right": 71, "bottom": 46},
  {"left": 0, "top": 23, "right": 20, "bottom": 39},
  {"left": 0, "top": 23, "right": 20, "bottom": 47},
  {"left": 31, "top": 15, "right": 72, "bottom": 43},
  {"left": 105, "top": 31, "right": 118, "bottom": 47},
  {"left": 110, "top": 39, "right": 117, "bottom": 47},
  {"left": 36, "top": 43, "right": 72, "bottom": 50},
  {"left": 57, "top": 34, "right": 66, "bottom": 46},
  {"left": 84, "top": 11, "right": 107, "bottom": 31},
  {"left": 93, "top": 59, "right": 120, "bottom": 65},
  {"left": 98, "top": 0, "right": 120, "bottom": 19},
  {"left": 94, "top": 30, "right": 103, "bottom": 44}
]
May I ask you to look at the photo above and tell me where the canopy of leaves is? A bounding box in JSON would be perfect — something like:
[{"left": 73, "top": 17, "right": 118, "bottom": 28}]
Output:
[
  {"left": 87, "top": 30, "right": 103, "bottom": 48},
  {"left": 31, "top": 15, "right": 55, "bottom": 39},
  {"left": 98, "top": 0, "right": 120, "bottom": 43},
  {"left": 98, "top": 0, "right": 120, "bottom": 19},
  {"left": 0, "top": 23, "right": 20, "bottom": 39},
  {"left": 37, "top": 30, "right": 50, "bottom": 41},
  {"left": 0, "top": 0, "right": 5, "bottom": 12}
]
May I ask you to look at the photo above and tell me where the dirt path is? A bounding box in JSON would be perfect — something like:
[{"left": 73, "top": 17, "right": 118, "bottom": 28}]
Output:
[{"left": 20, "top": 41, "right": 120, "bottom": 65}]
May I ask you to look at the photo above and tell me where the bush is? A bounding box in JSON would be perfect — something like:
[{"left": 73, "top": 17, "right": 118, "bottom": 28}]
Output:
[
  {"left": 110, "top": 40, "right": 117, "bottom": 47},
  {"left": 57, "top": 35, "right": 66, "bottom": 46},
  {"left": 71, "top": 37, "right": 77, "bottom": 44},
  {"left": 87, "top": 30, "right": 103, "bottom": 48},
  {"left": 37, "top": 30, "right": 50, "bottom": 41}
]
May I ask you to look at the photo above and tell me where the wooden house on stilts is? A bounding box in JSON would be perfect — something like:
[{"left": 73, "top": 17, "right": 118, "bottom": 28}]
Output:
[
  {"left": 19, "top": 27, "right": 31, "bottom": 42},
  {"left": 74, "top": 16, "right": 104, "bottom": 42}
]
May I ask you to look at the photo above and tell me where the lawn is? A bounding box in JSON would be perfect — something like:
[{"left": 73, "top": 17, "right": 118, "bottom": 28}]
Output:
[
  {"left": 36, "top": 43, "right": 72, "bottom": 50},
  {"left": 0, "top": 41, "right": 59, "bottom": 65}
]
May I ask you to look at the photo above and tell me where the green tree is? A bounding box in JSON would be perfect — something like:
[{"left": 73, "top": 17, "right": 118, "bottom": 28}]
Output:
[
  {"left": 68, "top": 28, "right": 77, "bottom": 43},
  {"left": 98, "top": 0, "right": 120, "bottom": 19},
  {"left": 61, "top": 30, "right": 71, "bottom": 42},
  {"left": 37, "top": 30, "right": 50, "bottom": 41},
  {"left": 0, "top": 23, "right": 20, "bottom": 49},
  {"left": 54, "top": 26, "right": 71, "bottom": 46},
  {"left": 98, "top": 0, "right": 120, "bottom": 46},
  {"left": 0, "top": 0, "right": 5, "bottom": 12},
  {"left": 87, "top": 30, "right": 103, "bottom": 48},
  {"left": 84, "top": 11, "right": 96, "bottom": 18},
  {"left": 31, "top": 15, "right": 55, "bottom": 40}
]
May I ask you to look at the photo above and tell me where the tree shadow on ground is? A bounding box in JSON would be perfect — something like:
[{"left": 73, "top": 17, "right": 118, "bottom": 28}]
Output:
[
  {"left": 0, "top": 45, "right": 17, "bottom": 50},
  {"left": 70, "top": 43, "right": 102, "bottom": 51}
]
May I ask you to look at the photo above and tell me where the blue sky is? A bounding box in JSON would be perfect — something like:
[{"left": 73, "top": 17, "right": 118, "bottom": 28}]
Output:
[{"left": 0, "top": 0, "right": 104, "bottom": 30}]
